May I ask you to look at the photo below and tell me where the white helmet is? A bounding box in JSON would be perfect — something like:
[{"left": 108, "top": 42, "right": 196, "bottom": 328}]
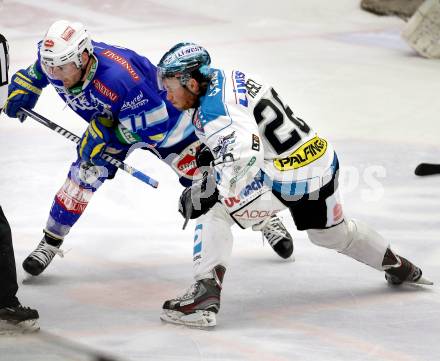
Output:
[{"left": 40, "top": 20, "right": 93, "bottom": 68}]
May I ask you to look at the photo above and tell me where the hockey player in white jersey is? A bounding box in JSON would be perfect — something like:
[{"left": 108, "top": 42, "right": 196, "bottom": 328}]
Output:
[{"left": 156, "top": 42, "right": 433, "bottom": 328}]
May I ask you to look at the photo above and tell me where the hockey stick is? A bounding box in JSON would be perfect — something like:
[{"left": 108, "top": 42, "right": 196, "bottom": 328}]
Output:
[
  {"left": 414, "top": 163, "right": 440, "bottom": 176},
  {"left": 20, "top": 108, "right": 159, "bottom": 188}
]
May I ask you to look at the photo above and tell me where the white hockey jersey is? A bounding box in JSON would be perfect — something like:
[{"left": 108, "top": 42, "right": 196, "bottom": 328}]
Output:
[{"left": 193, "top": 68, "right": 336, "bottom": 215}]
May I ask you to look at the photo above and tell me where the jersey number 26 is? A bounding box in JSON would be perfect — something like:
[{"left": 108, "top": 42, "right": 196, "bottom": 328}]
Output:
[{"left": 253, "top": 88, "right": 310, "bottom": 155}]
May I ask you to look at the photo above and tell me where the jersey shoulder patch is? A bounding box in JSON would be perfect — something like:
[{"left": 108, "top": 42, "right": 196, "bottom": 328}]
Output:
[{"left": 199, "top": 69, "right": 227, "bottom": 124}]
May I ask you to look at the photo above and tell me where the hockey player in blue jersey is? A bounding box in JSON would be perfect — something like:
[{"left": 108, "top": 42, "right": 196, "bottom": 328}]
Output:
[{"left": 3, "top": 20, "right": 293, "bottom": 277}]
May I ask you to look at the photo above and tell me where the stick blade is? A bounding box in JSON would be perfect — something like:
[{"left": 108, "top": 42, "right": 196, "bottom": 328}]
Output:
[{"left": 415, "top": 163, "right": 440, "bottom": 176}]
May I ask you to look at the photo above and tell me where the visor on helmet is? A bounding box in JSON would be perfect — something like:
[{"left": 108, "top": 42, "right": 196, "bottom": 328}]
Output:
[
  {"left": 157, "top": 67, "right": 189, "bottom": 91},
  {"left": 42, "top": 61, "right": 79, "bottom": 81}
]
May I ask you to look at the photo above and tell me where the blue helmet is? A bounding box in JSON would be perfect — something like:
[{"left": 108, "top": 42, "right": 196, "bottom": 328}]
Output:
[{"left": 157, "top": 42, "right": 211, "bottom": 86}]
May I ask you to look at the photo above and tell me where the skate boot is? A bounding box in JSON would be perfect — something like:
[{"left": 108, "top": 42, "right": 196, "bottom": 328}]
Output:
[
  {"left": 160, "top": 265, "right": 225, "bottom": 328},
  {"left": 22, "top": 231, "right": 64, "bottom": 276},
  {"left": 382, "top": 249, "right": 433, "bottom": 285},
  {"left": 0, "top": 304, "right": 40, "bottom": 334},
  {"left": 253, "top": 215, "right": 294, "bottom": 259}
]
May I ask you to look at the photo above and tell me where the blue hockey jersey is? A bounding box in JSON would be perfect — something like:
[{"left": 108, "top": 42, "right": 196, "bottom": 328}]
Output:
[
  {"left": 23, "top": 40, "right": 199, "bottom": 186},
  {"left": 30, "top": 40, "right": 182, "bottom": 146}
]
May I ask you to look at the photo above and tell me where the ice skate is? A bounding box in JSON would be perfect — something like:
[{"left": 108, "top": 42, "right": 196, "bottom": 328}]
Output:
[
  {"left": 22, "top": 232, "right": 64, "bottom": 276},
  {"left": 160, "top": 265, "right": 225, "bottom": 328},
  {"left": 0, "top": 304, "right": 40, "bottom": 334},
  {"left": 253, "top": 215, "right": 294, "bottom": 259},
  {"left": 383, "top": 249, "right": 433, "bottom": 286}
]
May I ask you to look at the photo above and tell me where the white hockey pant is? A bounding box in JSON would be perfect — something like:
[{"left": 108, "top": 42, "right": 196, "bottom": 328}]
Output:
[
  {"left": 193, "top": 189, "right": 289, "bottom": 280},
  {"left": 306, "top": 219, "right": 389, "bottom": 271},
  {"left": 192, "top": 203, "right": 236, "bottom": 280}
]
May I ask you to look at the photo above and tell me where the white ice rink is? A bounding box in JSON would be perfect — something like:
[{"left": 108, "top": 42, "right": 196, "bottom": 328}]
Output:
[{"left": 1, "top": 1, "right": 440, "bottom": 360}]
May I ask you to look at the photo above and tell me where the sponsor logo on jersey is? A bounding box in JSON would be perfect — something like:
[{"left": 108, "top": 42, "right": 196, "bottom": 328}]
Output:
[
  {"left": 213, "top": 131, "right": 236, "bottom": 163},
  {"left": 120, "top": 90, "right": 148, "bottom": 111},
  {"left": 224, "top": 175, "right": 265, "bottom": 208},
  {"left": 101, "top": 49, "right": 140, "bottom": 81},
  {"left": 61, "top": 26, "right": 75, "bottom": 41},
  {"left": 234, "top": 209, "right": 281, "bottom": 220},
  {"left": 115, "top": 123, "right": 141, "bottom": 145},
  {"left": 177, "top": 154, "right": 199, "bottom": 176},
  {"left": 246, "top": 78, "right": 263, "bottom": 98},
  {"left": 230, "top": 156, "right": 256, "bottom": 185},
  {"left": 92, "top": 79, "right": 119, "bottom": 102},
  {"left": 251, "top": 134, "right": 260, "bottom": 151},
  {"left": 44, "top": 39, "right": 54, "bottom": 48},
  {"left": 55, "top": 178, "right": 92, "bottom": 214},
  {"left": 274, "top": 136, "right": 328, "bottom": 171},
  {"left": 232, "top": 71, "right": 248, "bottom": 107},
  {"left": 171, "top": 140, "right": 201, "bottom": 179}
]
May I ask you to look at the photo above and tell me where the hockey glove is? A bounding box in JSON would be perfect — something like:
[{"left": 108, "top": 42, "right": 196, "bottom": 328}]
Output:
[
  {"left": 78, "top": 116, "right": 114, "bottom": 166},
  {"left": 4, "top": 71, "right": 42, "bottom": 122},
  {"left": 179, "top": 172, "right": 219, "bottom": 229},
  {"left": 195, "top": 143, "right": 214, "bottom": 168}
]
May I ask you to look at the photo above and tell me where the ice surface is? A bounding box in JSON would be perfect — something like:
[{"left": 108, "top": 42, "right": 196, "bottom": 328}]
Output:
[{"left": 1, "top": 1, "right": 439, "bottom": 360}]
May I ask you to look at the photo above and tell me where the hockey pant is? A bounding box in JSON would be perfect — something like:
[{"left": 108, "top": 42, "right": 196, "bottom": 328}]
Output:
[{"left": 194, "top": 190, "right": 288, "bottom": 279}]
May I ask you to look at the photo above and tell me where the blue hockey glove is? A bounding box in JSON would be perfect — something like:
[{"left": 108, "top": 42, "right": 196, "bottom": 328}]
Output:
[
  {"left": 78, "top": 116, "right": 113, "bottom": 166},
  {"left": 3, "top": 71, "right": 42, "bottom": 122}
]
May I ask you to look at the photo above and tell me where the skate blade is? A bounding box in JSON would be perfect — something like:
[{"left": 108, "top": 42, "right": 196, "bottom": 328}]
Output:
[
  {"left": 22, "top": 272, "right": 36, "bottom": 284},
  {"left": 160, "top": 309, "right": 216, "bottom": 329},
  {"left": 414, "top": 276, "right": 433, "bottom": 286},
  {"left": 0, "top": 319, "right": 40, "bottom": 335},
  {"left": 387, "top": 275, "right": 434, "bottom": 286}
]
